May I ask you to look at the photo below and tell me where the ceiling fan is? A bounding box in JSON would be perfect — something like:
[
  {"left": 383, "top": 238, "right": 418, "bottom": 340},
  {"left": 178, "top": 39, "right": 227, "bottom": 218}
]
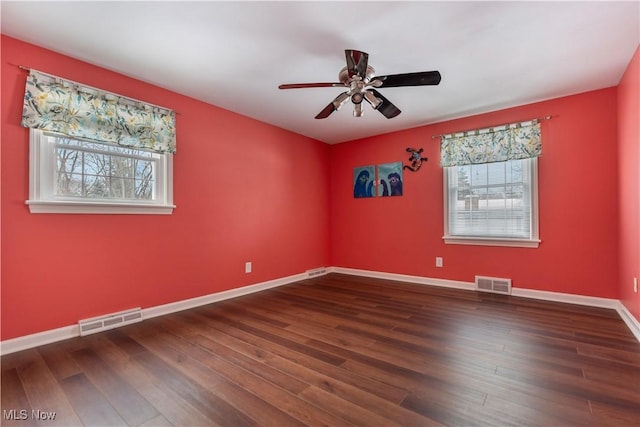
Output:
[{"left": 279, "top": 49, "right": 441, "bottom": 119}]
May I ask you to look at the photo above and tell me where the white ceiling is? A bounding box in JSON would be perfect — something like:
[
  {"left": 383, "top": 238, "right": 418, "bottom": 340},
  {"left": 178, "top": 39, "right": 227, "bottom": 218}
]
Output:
[{"left": 2, "top": 1, "right": 639, "bottom": 144}]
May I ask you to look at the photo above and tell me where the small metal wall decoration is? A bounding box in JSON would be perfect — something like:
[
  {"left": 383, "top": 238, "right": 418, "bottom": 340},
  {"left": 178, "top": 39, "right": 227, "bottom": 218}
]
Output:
[{"left": 403, "top": 147, "right": 428, "bottom": 172}]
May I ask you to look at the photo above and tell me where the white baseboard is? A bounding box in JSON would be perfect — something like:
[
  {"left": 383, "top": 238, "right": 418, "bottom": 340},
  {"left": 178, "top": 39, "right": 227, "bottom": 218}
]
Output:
[
  {"left": 510, "top": 287, "right": 620, "bottom": 309},
  {"left": 0, "top": 270, "right": 317, "bottom": 356},
  {"left": 2, "top": 267, "right": 639, "bottom": 355},
  {"left": 0, "top": 325, "right": 79, "bottom": 356},
  {"left": 328, "top": 266, "right": 474, "bottom": 290},
  {"left": 617, "top": 301, "right": 640, "bottom": 343},
  {"left": 143, "top": 271, "right": 309, "bottom": 320},
  {"left": 511, "top": 287, "right": 640, "bottom": 342},
  {"left": 331, "top": 267, "right": 640, "bottom": 343}
]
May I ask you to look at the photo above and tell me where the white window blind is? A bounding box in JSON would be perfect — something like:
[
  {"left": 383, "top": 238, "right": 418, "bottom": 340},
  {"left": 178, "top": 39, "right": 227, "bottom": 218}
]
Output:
[{"left": 444, "top": 158, "right": 539, "bottom": 247}]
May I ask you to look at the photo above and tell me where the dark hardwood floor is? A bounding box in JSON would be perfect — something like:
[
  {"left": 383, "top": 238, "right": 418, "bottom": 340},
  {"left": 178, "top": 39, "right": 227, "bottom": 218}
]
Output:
[{"left": 2, "top": 273, "right": 640, "bottom": 426}]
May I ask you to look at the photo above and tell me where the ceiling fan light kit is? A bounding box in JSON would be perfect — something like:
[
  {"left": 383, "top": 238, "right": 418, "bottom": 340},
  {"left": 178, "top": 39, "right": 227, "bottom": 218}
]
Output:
[{"left": 279, "top": 49, "right": 441, "bottom": 119}]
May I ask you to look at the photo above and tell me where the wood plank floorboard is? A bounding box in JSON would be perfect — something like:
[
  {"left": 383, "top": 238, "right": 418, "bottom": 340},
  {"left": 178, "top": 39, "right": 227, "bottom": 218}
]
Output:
[{"left": 2, "top": 273, "right": 640, "bottom": 426}]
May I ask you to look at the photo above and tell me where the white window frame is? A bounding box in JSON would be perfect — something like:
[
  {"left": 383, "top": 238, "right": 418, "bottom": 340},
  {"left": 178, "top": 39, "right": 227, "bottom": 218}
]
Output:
[
  {"left": 443, "top": 158, "right": 540, "bottom": 248},
  {"left": 26, "top": 129, "right": 175, "bottom": 214}
]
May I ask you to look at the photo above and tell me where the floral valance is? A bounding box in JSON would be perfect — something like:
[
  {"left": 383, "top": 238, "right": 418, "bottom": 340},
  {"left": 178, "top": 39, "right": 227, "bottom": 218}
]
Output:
[
  {"left": 21, "top": 70, "right": 176, "bottom": 154},
  {"left": 440, "top": 120, "right": 541, "bottom": 167}
]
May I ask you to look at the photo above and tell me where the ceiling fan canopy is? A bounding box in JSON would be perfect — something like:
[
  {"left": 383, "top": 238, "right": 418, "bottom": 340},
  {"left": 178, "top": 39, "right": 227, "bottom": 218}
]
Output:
[{"left": 279, "top": 49, "right": 441, "bottom": 119}]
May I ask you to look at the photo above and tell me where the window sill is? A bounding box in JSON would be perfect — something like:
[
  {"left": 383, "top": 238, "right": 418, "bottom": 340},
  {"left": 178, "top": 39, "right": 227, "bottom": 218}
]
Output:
[
  {"left": 26, "top": 200, "right": 175, "bottom": 215},
  {"left": 443, "top": 236, "right": 540, "bottom": 248}
]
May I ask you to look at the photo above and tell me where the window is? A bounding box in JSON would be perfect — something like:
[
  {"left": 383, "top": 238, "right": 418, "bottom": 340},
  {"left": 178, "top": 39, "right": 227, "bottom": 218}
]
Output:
[
  {"left": 27, "top": 129, "right": 174, "bottom": 214},
  {"left": 443, "top": 158, "right": 539, "bottom": 247}
]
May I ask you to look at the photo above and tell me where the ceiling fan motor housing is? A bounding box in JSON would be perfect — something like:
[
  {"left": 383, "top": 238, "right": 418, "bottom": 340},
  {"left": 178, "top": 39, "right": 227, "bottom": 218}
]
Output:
[
  {"left": 338, "top": 65, "right": 376, "bottom": 85},
  {"left": 340, "top": 66, "right": 377, "bottom": 109}
]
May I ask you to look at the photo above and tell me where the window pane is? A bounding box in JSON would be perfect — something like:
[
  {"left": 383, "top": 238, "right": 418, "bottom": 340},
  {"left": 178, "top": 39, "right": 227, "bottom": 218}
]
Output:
[
  {"left": 56, "top": 172, "right": 82, "bottom": 196},
  {"left": 134, "top": 160, "right": 154, "bottom": 199},
  {"left": 110, "top": 177, "right": 136, "bottom": 198},
  {"left": 135, "top": 160, "right": 152, "bottom": 179},
  {"left": 84, "top": 152, "right": 108, "bottom": 176},
  {"left": 52, "top": 135, "right": 158, "bottom": 201},
  {"left": 135, "top": 178, "right": 154, "bottom": 199},
  {"left": 84, "top": 174, "right": 110, "bottom": 198},
  {"left": 56, "top": 148, "right": 82, "bottom": 174}
]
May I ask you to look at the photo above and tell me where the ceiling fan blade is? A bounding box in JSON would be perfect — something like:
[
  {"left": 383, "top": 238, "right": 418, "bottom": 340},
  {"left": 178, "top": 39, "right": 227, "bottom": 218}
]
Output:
[
  {"left": 315, "top": 103, "right": 336, "bottom": 119},
  {"left": 372, "top": 71, "right": 441, "bottom": 88},
  {"left": 279, "top": 82, "right": 343, "bottom": 89},
  {"left": 345, "top": 49, "right": 369, "bottom": 79},
  {"left": 314, "top": 91, "right": 351, "bottom": 119},
  {"left": 368, "top": 89, "right": 401, "bottom": 119}
]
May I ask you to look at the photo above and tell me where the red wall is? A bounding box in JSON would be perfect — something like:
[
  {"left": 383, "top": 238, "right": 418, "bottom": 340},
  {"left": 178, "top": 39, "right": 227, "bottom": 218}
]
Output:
[
  {"left": 330, "top": 88, "right": 620, "bottom": 299},
  {"left": 617, "top": 45, "right": 640, "bottom": 321},
  {"left": 2, "top": 35, "right": 637, "bottom": 342},
  {"left": 1, "top": 36, "right": 331, "bottom": 340}
]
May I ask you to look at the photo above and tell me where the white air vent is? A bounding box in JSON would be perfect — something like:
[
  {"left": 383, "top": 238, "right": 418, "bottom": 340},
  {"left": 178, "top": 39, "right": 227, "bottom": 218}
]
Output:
[
  {"left": 78, "top": 308, "right": 143, "bottom": 336},
  {"left": 475, "top": 276, "right": 512, "bottom": 295},
  {"left": 307, "top": 267, "right": 327, "bottom": 278}
]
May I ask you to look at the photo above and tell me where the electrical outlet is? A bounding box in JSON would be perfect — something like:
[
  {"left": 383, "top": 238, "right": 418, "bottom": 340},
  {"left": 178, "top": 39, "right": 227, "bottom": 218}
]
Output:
[
  {"left": 435, "top": 257, "right": 443, "bottom": 268},
  {"left": 245, "top": 262, "right": 252, "bottom": 273},
  {"left": 634, "top": 277, "right": 638, "bottom": 293}
]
